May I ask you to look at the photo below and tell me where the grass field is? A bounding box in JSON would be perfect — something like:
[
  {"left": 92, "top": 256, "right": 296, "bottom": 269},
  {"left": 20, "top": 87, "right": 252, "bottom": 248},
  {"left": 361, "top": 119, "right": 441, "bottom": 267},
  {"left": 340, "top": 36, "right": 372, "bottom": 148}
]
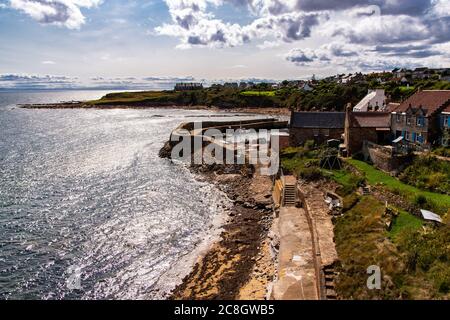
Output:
[
  {"left": 239, "top": 90, "right": 276, "bottom": 97},
  {"left": 389, "top": 210, "right": 424, "bottom": 241},
  {"left": 347, "top": 159, "right": 450, "bottom": 213},
  {"left": 87, "top": 91, "right": 178, "bottom": 105}
]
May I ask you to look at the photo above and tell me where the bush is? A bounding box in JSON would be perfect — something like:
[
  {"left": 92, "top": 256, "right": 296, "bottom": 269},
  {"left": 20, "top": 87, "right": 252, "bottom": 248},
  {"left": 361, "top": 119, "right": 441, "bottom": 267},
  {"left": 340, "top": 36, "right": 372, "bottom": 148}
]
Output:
[
  {"left": 304, "top": 140, "right": 315, "bottom": 150},
  {"left": 300, "top": 167, "right": 323, "bottom": 181},
  {"left": 342, "top": 193, "right": 360, "bottom": 212},
  {"left": 399, "top": 156, "right": 450, "bottom": 194},
  {"left": 433, "top": 147, "right": 450, "bottom": 158},
  {"left": 429, "top": 263, "right": 450, "bottom": 294},
  {"left": 414, "top": 195, "right": 428, "bottom": 207}
]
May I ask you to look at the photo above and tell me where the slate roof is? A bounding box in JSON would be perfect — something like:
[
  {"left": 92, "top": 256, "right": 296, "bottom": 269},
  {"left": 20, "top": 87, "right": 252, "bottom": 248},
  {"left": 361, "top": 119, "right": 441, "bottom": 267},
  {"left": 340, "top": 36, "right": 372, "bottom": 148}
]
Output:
[
  {"left": 291, "top": 112, "right": 345, "bottom": 129},
  {"left": 349, "top": 112, "right": 391, "bottom": 128},
  {"left": 395, "top": 90, "right": 450, "bottom": 116}
]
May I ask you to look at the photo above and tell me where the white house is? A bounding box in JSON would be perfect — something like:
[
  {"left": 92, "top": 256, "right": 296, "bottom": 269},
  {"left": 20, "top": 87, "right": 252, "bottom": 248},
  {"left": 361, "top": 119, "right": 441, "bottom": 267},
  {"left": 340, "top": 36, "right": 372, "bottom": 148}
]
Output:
[
  {"left": 353, "top": 89, "right": 387, "bottom": 112},
  {"left": 300, "top": 83, "right": 314, "bottom": 92}
]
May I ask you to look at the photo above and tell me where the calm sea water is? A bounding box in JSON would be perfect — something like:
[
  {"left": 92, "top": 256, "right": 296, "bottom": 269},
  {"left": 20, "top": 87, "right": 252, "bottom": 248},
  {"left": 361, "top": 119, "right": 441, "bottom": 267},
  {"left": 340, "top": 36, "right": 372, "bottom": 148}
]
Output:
[{"left": 0, "top": 90, "right": 258, "bottom": 300}]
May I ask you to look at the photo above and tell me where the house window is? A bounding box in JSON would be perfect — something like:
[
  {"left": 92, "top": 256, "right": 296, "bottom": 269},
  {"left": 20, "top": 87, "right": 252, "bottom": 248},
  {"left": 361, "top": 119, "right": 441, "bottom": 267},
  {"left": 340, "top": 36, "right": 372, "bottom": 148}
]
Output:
[
  {"left": 445, "top": 116, "right": 450, "bottom": 128},
  {"left": 416, "top": 116, "right": 424, "bottom": 127},
  {"left": 313, "top": 129, "right": 319, "bottom": 137},
  {"left": 416, "top": 133, "right": 424, "bottom": 144},
  {"left": 322, "top": 129, "right": 330, "bottom": 137},
  {"left": 406, "top": 116, "right": 412, "bottom": 126},
  {"left": 405, "top": 131, "right": 410, "bottom": 141},
  {"left": 396, "top": 114, "right": 401, "bottom": 123}
]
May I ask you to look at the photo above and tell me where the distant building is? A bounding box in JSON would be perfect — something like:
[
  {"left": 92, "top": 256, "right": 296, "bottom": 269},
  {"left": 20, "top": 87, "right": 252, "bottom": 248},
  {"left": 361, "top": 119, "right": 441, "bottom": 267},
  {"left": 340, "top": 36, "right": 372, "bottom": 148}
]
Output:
[
  {"left": 353, "top": 89, "right": 387, "bottom": 112},
  {"left": 300, "top": 83, "right": 314, "bottom": 92},
  {"left": 175, "top": 82, "right": 203, "bottom": 91},
  {"left": 224, "top": 82, "right": 239, "bottom": 89},
  {"left": 391, "top": 90, "right": 450, "bottom": 146},
  {"left": 239, "top": 82, "right": 248, "bottom": 89}
]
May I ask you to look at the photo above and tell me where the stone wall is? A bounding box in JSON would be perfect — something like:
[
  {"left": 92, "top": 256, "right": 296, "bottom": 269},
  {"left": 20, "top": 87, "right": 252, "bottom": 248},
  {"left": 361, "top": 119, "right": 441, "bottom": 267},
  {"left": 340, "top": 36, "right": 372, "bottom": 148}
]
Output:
[
  {"left": 365, "top": 142, "right": 412, "bottom": 173},
  {"left": 289, "top": 128, "right": 343, "bottom": 146},
  {"left": 347, "top": 127, "right": 379, "bottom": 156}
]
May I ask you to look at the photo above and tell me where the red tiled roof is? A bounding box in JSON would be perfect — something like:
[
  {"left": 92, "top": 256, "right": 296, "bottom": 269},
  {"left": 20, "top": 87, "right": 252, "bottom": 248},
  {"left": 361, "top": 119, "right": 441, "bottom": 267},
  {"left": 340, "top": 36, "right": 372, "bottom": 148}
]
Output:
[
  {"left": 395, "top": 90, "right": 450, "bottom": 116},
  {"left": 350, "top": 112, "right": 391, "bottom": 128},
  {"left": 386, "top": 102, "right": 400, "bottom": 112}
]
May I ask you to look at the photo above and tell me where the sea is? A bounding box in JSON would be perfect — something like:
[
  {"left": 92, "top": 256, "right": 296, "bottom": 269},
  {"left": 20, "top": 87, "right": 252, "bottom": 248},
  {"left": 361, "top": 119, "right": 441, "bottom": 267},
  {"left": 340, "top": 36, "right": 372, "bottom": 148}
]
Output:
[{"left": 0, "top": 90, "right": 264, "bottom": 300}]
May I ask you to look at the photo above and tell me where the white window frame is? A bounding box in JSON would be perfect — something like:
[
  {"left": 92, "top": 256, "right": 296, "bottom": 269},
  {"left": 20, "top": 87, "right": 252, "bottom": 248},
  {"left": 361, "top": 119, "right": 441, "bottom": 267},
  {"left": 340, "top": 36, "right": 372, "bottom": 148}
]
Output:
[
  {"left": 406, "top": 116, "right": 412, "bottom": 126},
  {"left": 416, "top": 116, "right": 424, "bottom": 127},
  {"left": 416, "top": 133, "right": 423, "bottom": 143}
]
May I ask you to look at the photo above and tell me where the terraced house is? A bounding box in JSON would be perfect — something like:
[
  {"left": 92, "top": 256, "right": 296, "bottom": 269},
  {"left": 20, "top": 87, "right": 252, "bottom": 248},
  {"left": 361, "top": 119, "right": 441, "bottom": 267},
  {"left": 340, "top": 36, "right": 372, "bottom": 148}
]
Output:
[{"left": 390, "top": 90, "right": 450, "bottom": 147}]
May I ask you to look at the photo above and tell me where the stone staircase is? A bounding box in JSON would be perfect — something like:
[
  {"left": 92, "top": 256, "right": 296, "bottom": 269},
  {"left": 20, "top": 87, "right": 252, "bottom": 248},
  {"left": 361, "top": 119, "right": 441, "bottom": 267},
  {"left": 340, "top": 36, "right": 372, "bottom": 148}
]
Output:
[
  {"left": 323, "top": 265, "right": 338, "bottom": 300},
  {"left": 362, "top": 186, "right": 371, "bottom": 195},
  {"left": 283, "top": 176, "right": 297, "bottom": 207}
]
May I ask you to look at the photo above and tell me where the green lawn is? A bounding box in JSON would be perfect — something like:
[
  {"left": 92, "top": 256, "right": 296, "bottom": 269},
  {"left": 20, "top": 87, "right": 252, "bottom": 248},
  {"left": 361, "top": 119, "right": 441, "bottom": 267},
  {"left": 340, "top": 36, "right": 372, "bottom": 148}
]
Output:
[
  {"left": 398, "top": 86, "right": 415, "bottom": 92},
  {"left": 347, "top": 159, "right": 450, "bottom": 213},
  {"left": 239, "top": 90, "right": 276, "bottom": 97},
  {"left": 389, "top": 210, "right": 424, "bottom": 242}
]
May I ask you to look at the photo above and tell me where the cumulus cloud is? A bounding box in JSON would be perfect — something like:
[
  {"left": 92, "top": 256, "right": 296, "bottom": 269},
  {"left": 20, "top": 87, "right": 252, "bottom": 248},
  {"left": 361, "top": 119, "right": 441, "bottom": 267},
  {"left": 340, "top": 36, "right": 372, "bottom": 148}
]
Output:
[
  {"left": 155, "top": 0, "right": 449, "bottom": 64},
  {"left": 156, "top": 0, "right": 326, "bottom": 48},
  {"left": 285, "top": 43, "right": 359, "bottom": 66},
  {"left": 9, "top": 0, "right": 103, "bottom": 29}
]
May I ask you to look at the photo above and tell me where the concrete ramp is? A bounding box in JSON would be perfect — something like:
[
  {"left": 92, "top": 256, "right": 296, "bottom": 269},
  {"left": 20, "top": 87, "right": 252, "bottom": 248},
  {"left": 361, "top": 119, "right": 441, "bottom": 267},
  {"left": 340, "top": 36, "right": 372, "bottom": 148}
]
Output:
[{"left": 272, "top": 207, "right": 319, "bottom": 300}]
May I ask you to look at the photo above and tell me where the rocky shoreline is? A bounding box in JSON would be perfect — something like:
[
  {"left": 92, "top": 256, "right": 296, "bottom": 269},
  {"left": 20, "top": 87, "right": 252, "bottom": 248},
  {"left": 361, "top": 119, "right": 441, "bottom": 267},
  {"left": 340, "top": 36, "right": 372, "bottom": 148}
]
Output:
[{"left": 168, "top": 163, "right": 276, "bottom": 300}]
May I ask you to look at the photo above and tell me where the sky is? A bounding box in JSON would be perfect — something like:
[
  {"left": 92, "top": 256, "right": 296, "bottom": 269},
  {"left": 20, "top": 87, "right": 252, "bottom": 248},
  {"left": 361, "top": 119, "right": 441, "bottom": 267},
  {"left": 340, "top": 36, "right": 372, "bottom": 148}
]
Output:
[{"left": 0, "top": 0, "right": 449, "bottom": 89}]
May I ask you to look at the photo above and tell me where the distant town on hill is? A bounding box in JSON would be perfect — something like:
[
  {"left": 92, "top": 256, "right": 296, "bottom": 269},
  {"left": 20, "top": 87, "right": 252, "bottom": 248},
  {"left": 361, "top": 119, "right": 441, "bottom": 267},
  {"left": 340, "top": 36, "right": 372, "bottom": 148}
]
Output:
[{"left": 87, "top": 67, "right": 450, "bottom": 111}]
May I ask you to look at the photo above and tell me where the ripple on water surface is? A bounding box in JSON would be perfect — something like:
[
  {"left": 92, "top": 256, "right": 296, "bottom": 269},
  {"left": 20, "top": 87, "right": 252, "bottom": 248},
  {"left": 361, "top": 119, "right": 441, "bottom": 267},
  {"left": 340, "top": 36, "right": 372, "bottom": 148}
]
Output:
[{"left": 0, "top": 97, "right": 262, "bottom": 299}]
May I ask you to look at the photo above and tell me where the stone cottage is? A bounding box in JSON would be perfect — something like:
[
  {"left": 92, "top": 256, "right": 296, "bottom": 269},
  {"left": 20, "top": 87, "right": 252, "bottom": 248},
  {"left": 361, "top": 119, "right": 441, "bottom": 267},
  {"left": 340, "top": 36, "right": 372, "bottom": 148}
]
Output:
[
  {"left": 290, "top": 108, "right": 391, "bottom": 155},
  {"left": 344, "top": 106, "right": 391, "bottom": 156},
  {"left": 289, "top": 112, "right": 345, "bottom": 146}
]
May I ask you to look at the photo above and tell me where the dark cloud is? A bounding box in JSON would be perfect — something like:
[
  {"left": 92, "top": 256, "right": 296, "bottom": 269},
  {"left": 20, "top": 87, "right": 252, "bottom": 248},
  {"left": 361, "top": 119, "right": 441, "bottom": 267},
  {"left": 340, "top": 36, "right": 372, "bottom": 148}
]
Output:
[
  {"left": 427, "top": 16, "right": 450, "bottom": 44},
  {"left": 374, "top": 44, "right": 441, "bottom": 58},
  {"left": 285, "top": 49, "right": 316, "bottom": 63},
  {"left": 187, "top": 35, "right": 207, "bottom": 45},
  {"left": 329, "top": 45, "right": 358, "bottom": 57},
  {"left": 295, "top": 0, "right": 434, "bottom": 16},
  {"left": 283, "top": 14, "right": 320, "bottom": 41},
  {"left": 176, "top": 13, "right": 197, "bottom": 30}
]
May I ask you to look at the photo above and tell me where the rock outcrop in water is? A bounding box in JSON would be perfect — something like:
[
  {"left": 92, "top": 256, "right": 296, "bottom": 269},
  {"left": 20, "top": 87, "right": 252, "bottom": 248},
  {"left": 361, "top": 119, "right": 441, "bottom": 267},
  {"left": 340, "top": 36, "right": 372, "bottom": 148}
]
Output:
[{"left": 159, "top": 141, "right": 173, "bottom": 159}]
